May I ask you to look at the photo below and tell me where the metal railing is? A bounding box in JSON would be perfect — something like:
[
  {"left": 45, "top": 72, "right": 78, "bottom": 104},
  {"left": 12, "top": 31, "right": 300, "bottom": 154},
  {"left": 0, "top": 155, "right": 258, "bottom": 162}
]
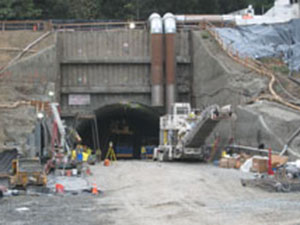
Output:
[
  {"left": 0, "top": 20, "right": 147, "bottom": 31},
  {"left": 0, "top": 20, "right": 48, "bottom": 31}
]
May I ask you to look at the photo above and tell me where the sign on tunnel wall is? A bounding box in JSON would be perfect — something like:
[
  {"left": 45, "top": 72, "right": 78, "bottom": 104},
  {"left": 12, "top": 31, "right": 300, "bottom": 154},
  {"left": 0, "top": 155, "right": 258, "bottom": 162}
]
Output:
[{"left": 68, "top": 94, "right": 91, "bottom": 105}]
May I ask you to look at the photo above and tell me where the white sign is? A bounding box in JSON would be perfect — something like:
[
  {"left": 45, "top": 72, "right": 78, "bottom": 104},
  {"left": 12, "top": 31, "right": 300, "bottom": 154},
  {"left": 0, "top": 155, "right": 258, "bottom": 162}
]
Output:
[{"left": 68, "top": 94, "right": 91, "bottom": 105}]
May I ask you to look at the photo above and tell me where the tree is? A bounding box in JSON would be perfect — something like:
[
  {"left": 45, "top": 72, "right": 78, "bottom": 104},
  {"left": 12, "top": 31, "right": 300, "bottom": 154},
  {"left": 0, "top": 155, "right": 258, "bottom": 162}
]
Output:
[
  {"left": 0, "top": 0, "right": 277, "bottom": 20},
  {"left": 33, "top": 0, "right": 68, "bottom": 19},
  {"left": 218, "top": 0, "right": 248, "bottom": 14},
  {"left": 94, "top": 0, "right": 138, "bottom": 20},
  {"left": 12, "top": 0, "right": 41, "bottom": 19},
  {"left": 0, "top": 0, "right": 14, "bottom": 19},
  {"left": 0, "top": 0, "right": 41, "bottom": 20},
  {"left": 68, "top": 0, "right": 98, "bottom": 19}
]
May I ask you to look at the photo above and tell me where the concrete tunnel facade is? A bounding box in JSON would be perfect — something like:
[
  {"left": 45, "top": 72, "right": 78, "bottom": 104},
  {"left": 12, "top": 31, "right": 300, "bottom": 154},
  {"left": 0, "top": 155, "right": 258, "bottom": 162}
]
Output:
[{"left": 55, "top": 14, "right": 191, "bottom": 159}]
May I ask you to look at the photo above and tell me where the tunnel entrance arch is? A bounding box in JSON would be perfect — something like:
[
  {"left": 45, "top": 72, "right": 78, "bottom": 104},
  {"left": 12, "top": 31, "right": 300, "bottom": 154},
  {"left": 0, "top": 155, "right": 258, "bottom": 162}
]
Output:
[{"left": 77, "top": 102, "right": 160, "bottom": 159}]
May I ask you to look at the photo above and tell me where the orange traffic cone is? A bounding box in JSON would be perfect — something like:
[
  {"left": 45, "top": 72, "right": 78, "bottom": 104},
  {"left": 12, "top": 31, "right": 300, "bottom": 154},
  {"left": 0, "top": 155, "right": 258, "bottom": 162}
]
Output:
[
  {"left": 86, "top": 167, "right": 91, "bottom": 176},
  {"left": 66, "top": 170, "right": 72, "bottom": 177},
  {"left": 55, "top": 183, "right": 64, "bottom": 194},
  {"left": 92, "top": 183, "right": 98, "bottom": 195},
  {"left": 104, "top": 159, "right": 110, "bottom": 167}
]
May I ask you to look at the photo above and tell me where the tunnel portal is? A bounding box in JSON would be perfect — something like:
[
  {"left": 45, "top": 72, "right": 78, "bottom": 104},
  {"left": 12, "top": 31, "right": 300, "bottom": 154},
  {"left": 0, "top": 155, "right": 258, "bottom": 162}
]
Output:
[{"left": 77, "top": 102, "right": 160, "bottom": 159}]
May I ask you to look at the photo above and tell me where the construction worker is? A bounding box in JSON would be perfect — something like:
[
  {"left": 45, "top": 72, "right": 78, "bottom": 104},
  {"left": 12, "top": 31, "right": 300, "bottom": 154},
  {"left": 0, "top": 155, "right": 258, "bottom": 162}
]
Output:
[
  {"left": 189, "top": 111, "right": 196, "bottom": 119},
  {"left": 76, "top": 145, "right": 83, "bottom": 162},
  {"left": 96, "top": 148, "right": 102, "bottom": 163},
  {"left": 77, "top": 150, "right": 83, "bottom": 162},
  {"left": 82, "top": 149, "right": 89, "bottom": 162},
  {"left": 71, "top": 149, "right": 77, "bottom": 161},
  {"left": 141, "top": 146, "right": 147, "bottom": 160},
  {"left": 87, "top": 146, "right": 92, "bottom": 156}
]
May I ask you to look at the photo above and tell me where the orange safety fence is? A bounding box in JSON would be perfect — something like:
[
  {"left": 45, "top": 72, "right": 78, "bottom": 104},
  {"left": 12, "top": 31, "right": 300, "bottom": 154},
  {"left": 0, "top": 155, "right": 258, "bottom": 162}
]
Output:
[{"left": 0, "top": 100, "right": 52, "bottom": 115}]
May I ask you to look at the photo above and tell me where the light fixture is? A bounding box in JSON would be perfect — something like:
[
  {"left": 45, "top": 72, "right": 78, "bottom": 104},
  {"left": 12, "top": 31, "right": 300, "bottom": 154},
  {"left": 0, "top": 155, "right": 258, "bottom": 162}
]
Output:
[
  {"left": 37, "top": 112, "right": 44, "bottom": 119},
  {"left": 48, "top": 91, "right": 55, "bottom": 97},
  {"left": 129, "top": 22, "right": 136, "bottom": 29}
]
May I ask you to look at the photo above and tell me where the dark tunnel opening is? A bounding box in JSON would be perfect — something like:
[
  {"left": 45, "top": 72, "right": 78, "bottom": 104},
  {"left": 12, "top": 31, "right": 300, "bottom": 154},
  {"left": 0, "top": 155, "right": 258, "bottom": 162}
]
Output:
[{"left": 77, "top": 102, "right": 160, "bottom": 159}]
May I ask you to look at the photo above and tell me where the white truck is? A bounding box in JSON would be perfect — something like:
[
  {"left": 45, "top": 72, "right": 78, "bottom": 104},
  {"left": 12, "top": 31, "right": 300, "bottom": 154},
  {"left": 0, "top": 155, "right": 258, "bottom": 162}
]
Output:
[{"left": 153, "top": 103, "right": 232, "bottom": 161}]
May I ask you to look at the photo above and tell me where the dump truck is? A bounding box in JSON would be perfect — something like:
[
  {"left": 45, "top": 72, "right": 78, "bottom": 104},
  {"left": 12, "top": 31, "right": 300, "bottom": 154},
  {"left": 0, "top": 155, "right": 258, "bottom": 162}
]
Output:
[
  {"left": 153, "top": 103, "right": 232, "bottom": 161},
  {"left": 10, "top": 158, "right": 47, "bottom": 188}
]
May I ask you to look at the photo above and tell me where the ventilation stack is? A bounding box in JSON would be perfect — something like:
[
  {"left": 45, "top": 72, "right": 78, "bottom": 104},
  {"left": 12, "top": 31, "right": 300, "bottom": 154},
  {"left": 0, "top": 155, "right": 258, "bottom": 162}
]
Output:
[
  {"left": 149, "top": 13, "right": 164, "bottom": 107},
  {"left": 163, "top": 13, "right": 177, "bottom": 113}
]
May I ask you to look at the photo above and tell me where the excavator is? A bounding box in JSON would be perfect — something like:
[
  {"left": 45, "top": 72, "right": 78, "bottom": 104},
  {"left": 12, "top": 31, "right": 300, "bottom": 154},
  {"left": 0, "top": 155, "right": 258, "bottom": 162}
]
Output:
[{"left": 0, "top": 102, "right": 82, "bottom": 190}]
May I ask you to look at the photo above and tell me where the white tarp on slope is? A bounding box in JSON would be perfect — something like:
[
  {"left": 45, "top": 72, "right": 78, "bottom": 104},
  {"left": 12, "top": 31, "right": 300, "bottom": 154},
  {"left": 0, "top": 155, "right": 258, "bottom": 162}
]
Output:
[{"left": 215, "top": 19, "right": 300, "bottom": 71}]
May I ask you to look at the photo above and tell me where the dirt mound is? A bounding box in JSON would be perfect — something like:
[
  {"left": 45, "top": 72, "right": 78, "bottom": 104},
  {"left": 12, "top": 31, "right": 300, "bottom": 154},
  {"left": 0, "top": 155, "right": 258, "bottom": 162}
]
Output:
[
  {"left": 192, "top": 30, "right": 300, "bottom": 157},
  {"left": 192, "top": 30, "right": 268, "bottom": 108}
]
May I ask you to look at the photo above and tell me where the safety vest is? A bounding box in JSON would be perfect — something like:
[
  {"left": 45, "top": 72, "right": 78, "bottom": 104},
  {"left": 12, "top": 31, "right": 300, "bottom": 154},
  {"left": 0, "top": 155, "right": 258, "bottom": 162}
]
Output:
[
  {"left": 87, "top": 148, "right": 92, "bottom": 156},
  {"left": 141, "top": 147, "right": 146, "bottom": 154},
  {"left": 83, "top": 152, "right": 89, "bottom": 162},
  {"left": 71, "top": 150, "right": 77, "bottom": 160}
]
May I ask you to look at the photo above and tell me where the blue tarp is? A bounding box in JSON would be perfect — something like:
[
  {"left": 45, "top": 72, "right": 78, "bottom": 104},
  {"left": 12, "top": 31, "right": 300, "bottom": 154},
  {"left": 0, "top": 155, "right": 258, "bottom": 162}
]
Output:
[{"left": 216, "top": 19, "right": 300, "bottom": 71}]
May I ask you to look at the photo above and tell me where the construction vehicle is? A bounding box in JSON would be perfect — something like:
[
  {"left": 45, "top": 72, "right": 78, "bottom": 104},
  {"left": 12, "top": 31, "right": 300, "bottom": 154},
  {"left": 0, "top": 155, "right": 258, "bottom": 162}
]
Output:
[
  {"left": 44, "top": 103, "right": 83, "bottom": 173},
  {"left": 10, "top": 158, "right": 47, "bottom": 188},
  {"left": 153, "top": 103, "right": 232, "bottom": 161},
  {"left": 0, "top": 149, "right": 18, "bottom": 188}
]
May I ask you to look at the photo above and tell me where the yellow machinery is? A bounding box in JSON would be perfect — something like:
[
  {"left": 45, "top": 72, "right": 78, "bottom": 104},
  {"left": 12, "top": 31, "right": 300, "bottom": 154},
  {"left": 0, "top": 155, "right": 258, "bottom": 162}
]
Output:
[{"left": 10, "top": 158, "right": 47, "bottom": 188}]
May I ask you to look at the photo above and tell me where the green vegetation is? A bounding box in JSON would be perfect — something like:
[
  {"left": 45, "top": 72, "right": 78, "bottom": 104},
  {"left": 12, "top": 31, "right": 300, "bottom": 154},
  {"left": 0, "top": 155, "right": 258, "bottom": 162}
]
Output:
[
  {"left": 272, "top": 64, "right": 290, "bottom": 75},
  {"left": 0, "top": 0, "right": 274, "bottom": 20},
  {"left": 259, "top": 57, "right": 290, "bottom": 76}
]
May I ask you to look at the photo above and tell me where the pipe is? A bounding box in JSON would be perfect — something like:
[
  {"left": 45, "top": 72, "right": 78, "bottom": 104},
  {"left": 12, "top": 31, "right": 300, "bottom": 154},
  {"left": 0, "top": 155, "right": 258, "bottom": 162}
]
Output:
[
  {"left": 149, "top": 13, "right": 164, "bottom": 107},
  {"left": 228, "top": 144, "right": 280, "bottom": 154},
  {"left": 175, "top": 15, "right": 235, "bottom": 23},
  {"left": 163, "top": 13, "right": 177, "bottom": 113}
]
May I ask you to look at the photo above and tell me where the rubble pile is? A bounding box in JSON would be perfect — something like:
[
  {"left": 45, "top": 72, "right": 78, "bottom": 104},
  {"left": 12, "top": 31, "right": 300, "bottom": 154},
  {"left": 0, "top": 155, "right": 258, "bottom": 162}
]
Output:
[{"left": 218, "top": 148, "right": 300, "bottom": 192}]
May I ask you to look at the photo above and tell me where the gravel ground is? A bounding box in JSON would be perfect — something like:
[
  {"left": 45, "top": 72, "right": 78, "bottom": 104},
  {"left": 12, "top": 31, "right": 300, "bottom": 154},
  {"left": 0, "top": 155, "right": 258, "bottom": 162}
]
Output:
[{"left": 1, "top": 161, "right": 300, "bottom": 225}]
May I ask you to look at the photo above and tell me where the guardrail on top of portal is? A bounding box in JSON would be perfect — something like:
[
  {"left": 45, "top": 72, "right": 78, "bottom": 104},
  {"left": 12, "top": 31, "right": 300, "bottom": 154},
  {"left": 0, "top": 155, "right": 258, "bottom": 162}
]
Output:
[{"left": 0, "top": 20, "right": 147, "bottom": 31}]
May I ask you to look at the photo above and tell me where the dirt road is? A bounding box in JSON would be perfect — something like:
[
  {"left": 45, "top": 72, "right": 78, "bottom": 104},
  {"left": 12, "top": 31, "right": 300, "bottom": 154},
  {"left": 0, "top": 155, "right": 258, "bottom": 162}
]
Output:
[
  {"left": 1, "top": 161, "right": 300, "bottom": 225},
  {"left": 91, "top": 161, "right": 300, "bottom": 225}
]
